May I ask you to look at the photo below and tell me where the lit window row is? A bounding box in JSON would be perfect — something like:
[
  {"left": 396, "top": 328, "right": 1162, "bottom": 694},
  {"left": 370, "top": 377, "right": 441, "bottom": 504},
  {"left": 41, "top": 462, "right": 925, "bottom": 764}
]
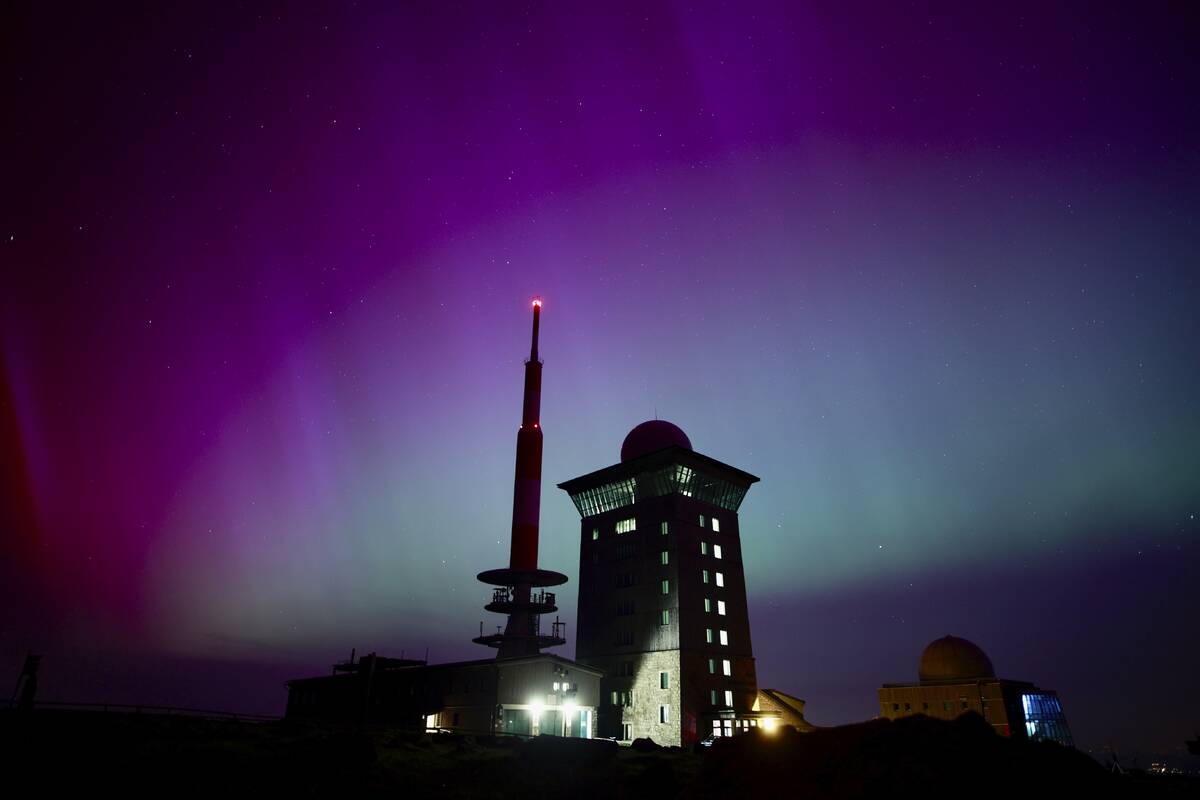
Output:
[
  {"left": 709, "top": 689, "right": 734, "bottom": 707},
  {"left": 705, "top": 628, "right": 729, "bottom": 646},
  {"left": 616, "top": 518, "right": 636, "bottom": 534},
  {"left": 702, "top": 598, "right": 727, "bottom": 615},
  {"left": 706, "top": 658, "right": 732, "bottom": 676},
  {"left": 698, "top": 515, "right": 721, "bottom": 532},
  {"left": 699, "top": 542, "right": 723, "bottom": 559}
]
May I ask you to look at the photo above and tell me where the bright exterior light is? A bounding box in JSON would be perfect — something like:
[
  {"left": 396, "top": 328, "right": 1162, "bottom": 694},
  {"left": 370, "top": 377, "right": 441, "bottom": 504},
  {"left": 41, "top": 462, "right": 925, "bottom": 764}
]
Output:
[
  {"left": 531, "top": 297, "right": 543, "bottom": 308},
  {"left": 529, "top": 699, "right": 544, "bottom": 719},
  {"left": 564, "top": 702, "right": 578, "bottom": 716},
  {"left": 761, "top": 717, "right": 778, "bottom": 733}
]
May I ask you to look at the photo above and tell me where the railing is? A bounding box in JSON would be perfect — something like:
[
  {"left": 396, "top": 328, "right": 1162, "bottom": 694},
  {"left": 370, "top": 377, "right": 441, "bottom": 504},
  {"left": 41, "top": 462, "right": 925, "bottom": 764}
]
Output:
[
  {"left": 489, "top": 588, "right": 556, "bottom": 607},
  {"left": 0, "top": 699, "right": 280, "bottom": 722}
]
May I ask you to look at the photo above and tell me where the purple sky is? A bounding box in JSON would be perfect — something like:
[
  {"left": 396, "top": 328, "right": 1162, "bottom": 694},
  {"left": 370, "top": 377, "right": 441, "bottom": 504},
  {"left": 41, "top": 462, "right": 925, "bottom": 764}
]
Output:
[{"left": 2, "top": 2, "right": 1198, "bottom": 756}]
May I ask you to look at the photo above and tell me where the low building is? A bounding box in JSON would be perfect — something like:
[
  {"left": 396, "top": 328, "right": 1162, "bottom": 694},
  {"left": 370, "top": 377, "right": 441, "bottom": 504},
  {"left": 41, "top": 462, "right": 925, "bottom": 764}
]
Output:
[
  {"left": 878, "top": 635, "right": 1073, "bottom": 747},
  {"left": 286, "top": 651, "right": 601, "bottom": 735}
]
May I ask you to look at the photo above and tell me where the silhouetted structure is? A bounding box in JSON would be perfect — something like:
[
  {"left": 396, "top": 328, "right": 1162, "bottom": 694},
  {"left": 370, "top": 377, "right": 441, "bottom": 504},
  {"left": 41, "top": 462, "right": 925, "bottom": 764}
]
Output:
[
  {"left": 559, "top": 421, "right": 780, "bottom": 746},
  {"left": 878, "top": 635, "right": 1074, "bottom": 747},
  {"left": 473, "top": 298, "right": 568, "bottom": 657},
  {"left": 10, "top": 653, "right": 40, "bottom": 711},
  {"left": 286, "top": 300, "right": 601, "bottom": 735}
]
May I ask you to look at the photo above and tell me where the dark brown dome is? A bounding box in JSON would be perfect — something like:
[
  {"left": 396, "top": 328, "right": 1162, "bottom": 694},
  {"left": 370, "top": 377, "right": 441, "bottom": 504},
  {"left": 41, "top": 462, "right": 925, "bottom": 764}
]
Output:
[
  {"left": 918, "top": 636, "right": 996, "bottom": 682},
  {"left": 621, "top": 420, "right": 692, "bottom": 462}
]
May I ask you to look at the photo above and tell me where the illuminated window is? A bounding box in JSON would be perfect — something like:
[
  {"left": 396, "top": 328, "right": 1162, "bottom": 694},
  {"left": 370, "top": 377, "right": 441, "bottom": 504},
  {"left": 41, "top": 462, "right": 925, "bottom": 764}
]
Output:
[
  {"left": 592, "top": 528, "right": 599, "bottom": 540},
  {"left": 707, "top": 658, "right": 715, "bottom": 674},
  {"left": 714, "top": 544, "right": 723, "bottom": 560},
  {"left": 553, "top": 682, "right": 560, "bottom": 691},
  {"left": 710, "top": 690, "right": 718, "bottom": 706},
  {"left": 719, "top": 630, "right": 728, "bottom": 646},
  {"left": 704, "top": 598, "right": 712, "bottom": 613},
  {"left": 715, "top": 572, "right": 724, "bottom": 587},
  {"left": 711, "top": 517, "right": 720, "bottom": 532},
  {"left": 705, "top": 628, "right": 713, "bottom": 643},
  {"left": 660, "top": 521, "right": 669, "bottom": 535},
  {"left": 660, "top": 550, "right": 669, "bottom": 565},
  {"left": 622, "top": 723, "right": 632, "bottom": 740},
  {"left": 616, "top": 518, "right": 636, "bottom": 534},
  {"left": 722, "top": 659, "right": 731, "bottom": 676},
  {"left": 717, "top": 600, "right": 726, "bottom": 616},
  {"left": 700, "top": 542, "right": 708, "bottom": 556},
  {"left": 659, "top": 705, "right": 669, "bottom": 723},
  {"left": 660, "top": 610, "right": 670, "bottom": 625},
  {"left": 724, "top": 690, "right": 733, "bottom": 707},
  {"left": 660, "top": 672, "right": 670, "bottom": 689},
  {"left": 699, "top": 514, "right": 707, "bottom": 528},
  {"left": 702, "top": 569, "right": 709, "bottom": 583},
  {"left": 661, "top": 579, "right": 669, "bottom": 595}
]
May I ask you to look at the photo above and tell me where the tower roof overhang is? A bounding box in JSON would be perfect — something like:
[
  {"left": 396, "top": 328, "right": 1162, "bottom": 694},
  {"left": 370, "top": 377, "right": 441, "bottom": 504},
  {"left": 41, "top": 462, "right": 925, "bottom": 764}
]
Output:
[{"left": 557, "top": 445, "right": 759, "bottom": 516}]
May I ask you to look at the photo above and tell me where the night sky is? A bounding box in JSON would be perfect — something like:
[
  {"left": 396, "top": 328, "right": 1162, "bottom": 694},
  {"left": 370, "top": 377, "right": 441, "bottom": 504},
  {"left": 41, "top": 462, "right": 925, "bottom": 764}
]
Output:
[{"left": 3, "top": 2, "right": 1197, "bottom": 756}]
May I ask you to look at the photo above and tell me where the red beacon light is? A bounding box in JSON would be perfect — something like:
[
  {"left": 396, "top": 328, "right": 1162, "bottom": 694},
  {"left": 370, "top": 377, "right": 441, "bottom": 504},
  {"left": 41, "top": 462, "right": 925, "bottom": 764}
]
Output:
[{"left": 531, "top": 297, "right": 543, "bottom": 308}]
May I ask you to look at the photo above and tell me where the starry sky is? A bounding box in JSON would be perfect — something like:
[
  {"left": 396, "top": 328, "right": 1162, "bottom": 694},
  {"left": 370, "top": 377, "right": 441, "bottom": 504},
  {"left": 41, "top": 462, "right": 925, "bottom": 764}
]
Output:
[{"left": 2, "top": 2, "right": 1197, "bottom": 756}]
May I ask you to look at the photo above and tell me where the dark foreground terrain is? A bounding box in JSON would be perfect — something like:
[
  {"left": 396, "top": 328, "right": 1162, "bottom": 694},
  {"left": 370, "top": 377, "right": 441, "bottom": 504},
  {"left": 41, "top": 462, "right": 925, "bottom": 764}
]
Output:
[{"left": 1, "top": 710, "right": 1193, "bottom": 798}]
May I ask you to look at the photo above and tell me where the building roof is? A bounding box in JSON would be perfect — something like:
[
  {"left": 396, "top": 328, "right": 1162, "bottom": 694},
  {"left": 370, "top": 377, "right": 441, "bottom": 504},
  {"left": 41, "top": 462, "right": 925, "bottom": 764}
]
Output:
[
  {"left": 621, "top": 420, "right": 693, "bottom": 462},
  {"left": 918, "top": 635, "right": 996, "bottom": 683}
]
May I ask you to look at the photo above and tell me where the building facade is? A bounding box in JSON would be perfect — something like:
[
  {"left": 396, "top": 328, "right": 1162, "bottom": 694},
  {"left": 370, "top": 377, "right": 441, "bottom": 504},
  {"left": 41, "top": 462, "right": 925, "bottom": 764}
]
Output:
[
  {"left": 286, "top": 652, "right": 601, "bottom": 736},
  {"left": 878, "top": 635, "right": 1074, "bottom": 747},
  {"left": 559, "top": 420, "right": 774, "bottom": 747}
]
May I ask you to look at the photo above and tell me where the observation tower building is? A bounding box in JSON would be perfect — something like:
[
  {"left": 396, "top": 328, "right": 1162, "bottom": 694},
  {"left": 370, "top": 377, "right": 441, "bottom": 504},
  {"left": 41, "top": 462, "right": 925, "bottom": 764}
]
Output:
[{"left": 559, "top": 420, "right": 775, "bottom": 746}]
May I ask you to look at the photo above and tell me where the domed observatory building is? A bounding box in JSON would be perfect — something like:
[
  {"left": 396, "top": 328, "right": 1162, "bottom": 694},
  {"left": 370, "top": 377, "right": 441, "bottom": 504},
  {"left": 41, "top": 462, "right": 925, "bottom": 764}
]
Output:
[
  {"left": 559, "top": 421, "right": 773, "bottom": 747},
  {"left": 878, "top": 635, "right": 1074, "bottom": 747}
]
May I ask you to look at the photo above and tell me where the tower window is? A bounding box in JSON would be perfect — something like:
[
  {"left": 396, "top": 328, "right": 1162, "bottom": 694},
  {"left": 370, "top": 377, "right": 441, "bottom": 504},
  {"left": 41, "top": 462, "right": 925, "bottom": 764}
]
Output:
[
  {"left": 715, "top": 572, "right": 724, "bottom": 587},
  {"left": 660, "top": 610, "right": 670, "bottom": 625},
  {"left": 724, "top": 690, "right": 733, "bottom": 708},
  {"left": 700, "top": 542, "right": 708, "bottom": 556},
  {"left": 702, "top": 569, "right": 709, "bottom": 583},
  {"left": 719, "top": 630, "right": 729, "bottom": 646},
  {"left": 616, "top": 599, "right": 635, "bottom": 616},
  {"left": 659, "top": 705, "right": 670, "bottom": 723},
  {"left": 717, "top": 600, "right": 726, "bottom": 616},
  {"left": 660, "top": 521, "right": 669, "bottom": 536},
  {"left": 707, "top": 658, "right": 715, "bottom": 674},
  {"left": 705, "top": 628, "right": 713, "bottom": 644},
  {"left": 704, "top": 598, "right": 712, "bottom": 613},
  {"left": 616, "top": 518, "right": 636, "bottom": 534},
  {"left": 710, "top": 690, "right": 718, "bottom": 705},
  {"left": 622, "top": 723, "right": 632, "bottom": 740},
  {"left": 660, "top": 672, "right": 670, "bottom": 689},
  {"left": 714, "top": 544, "right": 723, "bottom": 560},
  {"left": 722, "top": 659, "right": 731, "bottom": 676},
  {"left": 699, "top": 514, "right": 707, "bottom": 528},
  {"left": 711, "top": 517, "right": 720, "bottom": 532},
  {"left": 660, "top": 550, "right": 669, "bottom": 565},
  {"left": 592, "top": 528, "right": 599, "bottom": 541},
  {"left": 661, "top": 579, "right": 669, "bottom": 595}
]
